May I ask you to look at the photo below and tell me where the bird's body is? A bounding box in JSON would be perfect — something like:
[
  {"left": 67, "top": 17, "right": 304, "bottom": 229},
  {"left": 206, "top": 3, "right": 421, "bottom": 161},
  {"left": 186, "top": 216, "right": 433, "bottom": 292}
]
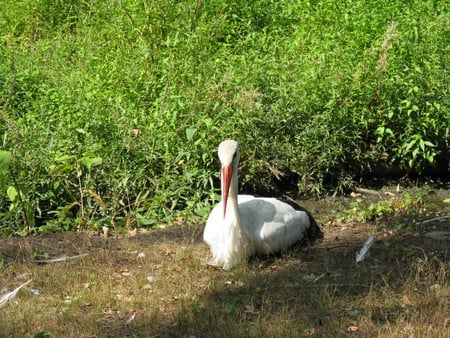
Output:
[{"left": 203, "top": 139, "right": 320, "bottom": 270}]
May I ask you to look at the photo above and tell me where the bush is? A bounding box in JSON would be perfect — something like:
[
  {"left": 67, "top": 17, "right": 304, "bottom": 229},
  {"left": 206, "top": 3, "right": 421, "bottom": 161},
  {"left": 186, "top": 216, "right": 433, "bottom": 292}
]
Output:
[{"left": 0, "top": 0, "right": 448, "bottom": 233}]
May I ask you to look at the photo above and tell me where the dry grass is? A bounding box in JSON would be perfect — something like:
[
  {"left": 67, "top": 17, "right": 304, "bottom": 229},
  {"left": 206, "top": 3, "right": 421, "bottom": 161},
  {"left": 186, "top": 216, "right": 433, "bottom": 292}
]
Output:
[{"left": 0, "top": 215, "right": 448, "bottom": 337}]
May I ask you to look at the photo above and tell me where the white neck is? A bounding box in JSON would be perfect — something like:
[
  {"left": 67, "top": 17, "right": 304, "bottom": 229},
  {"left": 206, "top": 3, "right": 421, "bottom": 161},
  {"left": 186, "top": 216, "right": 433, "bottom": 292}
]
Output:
[{"left": 226, "top": 191, "right": 240, "bottom": 227}]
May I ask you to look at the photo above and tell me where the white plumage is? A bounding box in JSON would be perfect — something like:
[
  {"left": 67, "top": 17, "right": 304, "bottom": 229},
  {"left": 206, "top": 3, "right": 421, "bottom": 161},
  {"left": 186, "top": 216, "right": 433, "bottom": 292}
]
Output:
[{"left": 203, "top": 139, "right": 320, "bottom": 270}]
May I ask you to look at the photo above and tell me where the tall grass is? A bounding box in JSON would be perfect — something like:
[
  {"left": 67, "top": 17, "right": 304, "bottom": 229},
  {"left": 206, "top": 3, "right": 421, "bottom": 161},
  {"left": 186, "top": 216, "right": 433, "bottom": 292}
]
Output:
[{"left": 0, "top": 0, "right": 449, "bottom": 232}]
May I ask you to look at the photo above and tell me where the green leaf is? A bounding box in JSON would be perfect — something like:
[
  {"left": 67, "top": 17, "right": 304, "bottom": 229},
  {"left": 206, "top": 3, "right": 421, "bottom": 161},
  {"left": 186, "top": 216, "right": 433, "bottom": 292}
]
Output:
[
  {"left": 7, "top": 185, "right": 18, "bottom": 202},
  {"left": 404, "top": 138, "right": 417, "bottom": 153},
  {"left": 54, "top": 155, "right": 76, "bottom": 163},
  {"left": 0, "top": 150, "right": 12, "bottom": 175},
  {"left": 185, "top": 127, "right": 197, "bottom": 141},
  {"left": 49, "top": 163, "right": 74, "bottom": 175},
  {"left": 81, "top": 156, "right": 103, "bottom": 171},
  {"left": 426, "top": 153, "right": 435, "bottom": 163},
  {"left": 225, "top": 303, "right": 234, "bottom": 314},
  {"left": 419, "top": 139, "right": 425, "bottom": 151}
]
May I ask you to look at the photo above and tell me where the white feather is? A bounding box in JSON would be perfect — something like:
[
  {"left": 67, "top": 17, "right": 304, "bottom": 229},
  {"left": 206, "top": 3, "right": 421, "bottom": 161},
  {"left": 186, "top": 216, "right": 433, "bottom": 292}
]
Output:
[{"left": 355, "top": 236, "right": 374, "bottom": 262}]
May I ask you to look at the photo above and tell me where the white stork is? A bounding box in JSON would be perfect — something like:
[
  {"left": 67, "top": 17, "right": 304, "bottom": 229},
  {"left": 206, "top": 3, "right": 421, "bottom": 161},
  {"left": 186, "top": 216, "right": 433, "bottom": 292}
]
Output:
[{"left": 203, "top": 139, "right": 321, "bottom": 270}]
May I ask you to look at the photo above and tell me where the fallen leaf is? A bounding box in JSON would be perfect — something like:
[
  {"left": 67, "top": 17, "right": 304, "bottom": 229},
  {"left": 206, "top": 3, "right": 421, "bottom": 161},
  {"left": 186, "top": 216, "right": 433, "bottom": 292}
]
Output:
[
  {"left": 128, "top": 228, "right": 137, "bottom": 237},
  {"left": 102, "top": 226, "right": 110, "bottom": 238},
  {"left": 112, "top": 271, "right": 122, "bottom": 278},
  {"left": 328, "top": 219, "right": 345, "bottom": 227},
  {"left": 347, "top": 325, "right": 359, "bottom": 332},
  {"left": 402, "top": 294, "right": 414, "bottom": 306},
  {"left": 103, "top": 308, "right": 119, "bottom": 317},
  {"left": 164, "top": 248, "right": 175, "bottom": 256},
  {"left": 126, "top": 312, "right": 136, "bottom": 324},
  {"left": 244, "top": 304, "right": 260, "bottom": 314},
  {"left": 175, "top": 215, "right": 185, "bottom": 224},
  {"left": 443, "top": 198, "right": 450, "bottom": 203}
]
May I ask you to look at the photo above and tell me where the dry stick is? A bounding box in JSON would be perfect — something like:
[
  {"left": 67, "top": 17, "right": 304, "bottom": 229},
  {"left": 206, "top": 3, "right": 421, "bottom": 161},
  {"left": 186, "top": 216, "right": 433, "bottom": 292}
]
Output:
[
  {"left": 35, "top": 253, "right": 89, "bottom": 264},
  {"left": 308, "top": 244, "right": 360, "bottom": 250},
  {"left": 414, "top": 215, "right": 449, "bottom": 225},
  {"left": 355, "top": 187, "right": 381, "bottom": 197},
  {"left": 302, "top": 283, "right": 369, "bottom": 289},
  {"left": 9, "top": 168, "right": 33, "bottom": 231},
  {"left": 0, "top": 279, "right": 33, "bottom": 308}
]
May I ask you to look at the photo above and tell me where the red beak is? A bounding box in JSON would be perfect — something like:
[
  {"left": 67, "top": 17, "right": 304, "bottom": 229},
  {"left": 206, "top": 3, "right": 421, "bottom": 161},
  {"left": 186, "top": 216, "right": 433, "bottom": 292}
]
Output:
[{"left": 221, "top": 165, "right": 233, "bottom": 219}]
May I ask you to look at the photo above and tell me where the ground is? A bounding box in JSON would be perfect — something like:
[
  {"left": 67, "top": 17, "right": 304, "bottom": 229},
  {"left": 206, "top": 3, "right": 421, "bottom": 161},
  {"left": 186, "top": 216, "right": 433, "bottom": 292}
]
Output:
[{"left": 0, "top": 186, "right": 449, "bottom": 337}]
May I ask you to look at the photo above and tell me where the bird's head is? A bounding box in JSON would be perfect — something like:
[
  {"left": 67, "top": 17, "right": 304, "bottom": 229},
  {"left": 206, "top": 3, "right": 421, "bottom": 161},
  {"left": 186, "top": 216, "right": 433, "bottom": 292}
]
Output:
[{"left": 218, "top": 139, "right": 239, "bottom": 219}]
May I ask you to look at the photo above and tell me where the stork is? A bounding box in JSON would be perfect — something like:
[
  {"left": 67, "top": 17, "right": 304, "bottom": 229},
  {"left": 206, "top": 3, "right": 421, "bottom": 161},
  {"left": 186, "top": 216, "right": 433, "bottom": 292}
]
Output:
[{"left": 203, "top": 139, "right": 321, "bottom": 270}]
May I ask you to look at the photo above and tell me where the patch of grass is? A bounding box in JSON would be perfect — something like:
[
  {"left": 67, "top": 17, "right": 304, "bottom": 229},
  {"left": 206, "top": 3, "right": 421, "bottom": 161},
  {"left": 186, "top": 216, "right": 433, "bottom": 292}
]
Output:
[
  {"left": 337, "top": 191, "right": 425, "bottom": 229},
  {"left": 0, "top": 211, "right": 448, "bottom": 337}
]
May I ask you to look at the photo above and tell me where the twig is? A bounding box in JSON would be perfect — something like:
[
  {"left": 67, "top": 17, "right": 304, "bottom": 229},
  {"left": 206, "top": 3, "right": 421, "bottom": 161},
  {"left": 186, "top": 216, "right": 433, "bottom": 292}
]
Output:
[
  {"left": 271, "top": 283, "right": 369, "bottom": 291},
  {"left": 0, "top": 279, "right": 33, "bottom": 308},
  {"left": 9, "top": 167, "right": 35, "bottom": 232},
  {"left": 414, "top": 215, "right": 449, "bottom": 225},
  {"left": 302, "top": 283, "right": 369, "bottom": 289},
  {"left": 309, "top": 273, "right": 325, "bottom": 283},
  {"left": 355, "top": 187, "right": 381, "bottom": 197},
  {"left": 308, "top": 244, "right": 360, "bottom": 250},
  {"left": 35, "top": 253, "right": 88, "bottom": 264}
]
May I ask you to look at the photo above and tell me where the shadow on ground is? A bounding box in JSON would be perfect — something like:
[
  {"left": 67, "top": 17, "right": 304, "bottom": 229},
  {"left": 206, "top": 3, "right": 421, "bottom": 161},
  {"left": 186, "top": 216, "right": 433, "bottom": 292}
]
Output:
[{"left": 0, "top": 215, "right": 448, "bottom": 337}]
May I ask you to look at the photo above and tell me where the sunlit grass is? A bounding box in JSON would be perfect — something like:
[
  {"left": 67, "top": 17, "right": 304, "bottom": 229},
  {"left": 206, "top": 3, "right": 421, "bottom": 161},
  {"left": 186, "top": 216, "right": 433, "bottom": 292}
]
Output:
[{"left": 1, "top": 216, "right": 448, "bottom": 337}]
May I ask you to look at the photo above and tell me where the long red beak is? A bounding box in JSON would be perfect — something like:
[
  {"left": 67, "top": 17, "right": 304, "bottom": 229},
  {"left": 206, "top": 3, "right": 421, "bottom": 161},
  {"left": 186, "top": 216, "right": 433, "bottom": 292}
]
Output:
[{"left": 221, "top": 165, "right": 233, "bottom": 219}]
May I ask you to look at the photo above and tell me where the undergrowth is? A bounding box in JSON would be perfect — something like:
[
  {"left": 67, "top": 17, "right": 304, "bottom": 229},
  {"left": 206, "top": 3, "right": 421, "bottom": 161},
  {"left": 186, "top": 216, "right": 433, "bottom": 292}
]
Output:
[
  {"left": 0, "top": 0, "right": 449, "bottom": 233},
  {"left": 336, "top": 191, "right": 426, "bottom": 230}
]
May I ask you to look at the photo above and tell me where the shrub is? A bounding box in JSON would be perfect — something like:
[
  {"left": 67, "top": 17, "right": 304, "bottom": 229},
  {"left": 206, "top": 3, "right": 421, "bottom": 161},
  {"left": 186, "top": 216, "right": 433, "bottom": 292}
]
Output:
[{"left": 0, "top": 0, "right": 448, "bottom": 233}]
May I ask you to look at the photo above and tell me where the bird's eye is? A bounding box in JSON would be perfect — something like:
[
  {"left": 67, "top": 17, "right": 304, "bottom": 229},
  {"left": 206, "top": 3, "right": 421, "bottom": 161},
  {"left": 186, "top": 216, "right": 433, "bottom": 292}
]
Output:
[{"left": 232, "top": 151, "right": 237, "bottom": 162}]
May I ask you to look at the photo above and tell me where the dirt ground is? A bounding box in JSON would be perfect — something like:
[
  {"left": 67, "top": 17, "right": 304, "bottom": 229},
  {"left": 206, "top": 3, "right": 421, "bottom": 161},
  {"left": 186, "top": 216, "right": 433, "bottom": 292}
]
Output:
[{"left": 0, "top": 188, "right": 449, "bottom": 337}]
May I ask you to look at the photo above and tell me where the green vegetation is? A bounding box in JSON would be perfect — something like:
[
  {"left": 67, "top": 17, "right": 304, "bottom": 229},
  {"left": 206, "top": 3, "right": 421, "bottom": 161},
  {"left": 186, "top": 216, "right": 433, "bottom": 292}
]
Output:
[
  {"left": 1, "top": 0, "right": 449, "bottom": 233},
  {"left": 337, "top": 192, "right": 425, "bottom": 228}
]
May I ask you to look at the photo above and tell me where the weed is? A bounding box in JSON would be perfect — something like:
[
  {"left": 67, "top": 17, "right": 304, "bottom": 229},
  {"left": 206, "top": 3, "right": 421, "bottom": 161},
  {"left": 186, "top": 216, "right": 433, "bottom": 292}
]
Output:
[
  {"left": 0, "top": 0, "right": 449, "bottom": 232},
  {"left": 337, "top": 191, "right": 425, "bottom": 230}
]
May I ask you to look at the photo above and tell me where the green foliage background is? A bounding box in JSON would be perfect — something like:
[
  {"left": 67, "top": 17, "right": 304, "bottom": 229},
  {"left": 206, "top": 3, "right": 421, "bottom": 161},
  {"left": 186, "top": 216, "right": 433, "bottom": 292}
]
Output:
[{"left": 0, "top": 0, "right": 449, "bottom": 233}]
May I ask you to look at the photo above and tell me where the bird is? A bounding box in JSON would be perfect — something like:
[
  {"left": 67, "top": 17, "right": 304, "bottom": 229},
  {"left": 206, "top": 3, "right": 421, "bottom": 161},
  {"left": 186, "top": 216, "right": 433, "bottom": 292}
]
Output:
[{"left": 203, "top": 139, "right": 321, "bottom": 270}]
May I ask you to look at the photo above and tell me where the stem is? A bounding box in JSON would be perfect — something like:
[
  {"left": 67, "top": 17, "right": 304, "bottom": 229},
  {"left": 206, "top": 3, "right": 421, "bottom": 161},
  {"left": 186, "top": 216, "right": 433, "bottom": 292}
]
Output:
[{"left": 9, "top": 167, "right": 33, "bottom": 232}]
